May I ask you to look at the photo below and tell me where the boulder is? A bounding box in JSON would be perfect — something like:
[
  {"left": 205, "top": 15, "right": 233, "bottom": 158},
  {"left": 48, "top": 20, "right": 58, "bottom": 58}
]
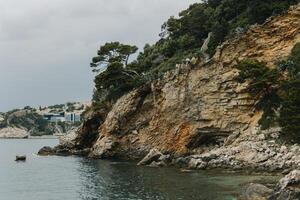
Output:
[
  {"left": 15, "top": 155, "right": 26, "bottom": 161},
  {"left": 173, "top": 157, "right": 190, "bottom": 167},
  {"left": 199, "top": 153, "right": 218, "bottom": 162},
  {"left": 278, "top": 170, "right": 300, "bottom": 189},
  {"left": 158, "top": 154, "right": 172, "bottom": 163},
  {"left": 242, "top": 183, "right": 272, "bottom": 200},
  {"left": 148, "top": 160, "right": 167, "bottom": 168},
  {"left": 54, "top": 147, "right": 72, "bottom": 156},
  {"left": 270, "top": 170, "right": 300, "bottom": 200},
  {"left": 188, "top": 158, "right": 207, "bottom": 169},
  {"left": 137, "top": 148, "right": 163, "bottom": 166},
  {"left": 38, "top": 146, "right": 54, "bottom": 156}
]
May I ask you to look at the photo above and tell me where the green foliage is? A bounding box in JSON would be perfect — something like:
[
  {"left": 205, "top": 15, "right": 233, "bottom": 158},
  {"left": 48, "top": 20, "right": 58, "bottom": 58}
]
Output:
[
  {"left": 257, "top": 92, "right": 281, "bottom": 130},
  {"left": 279, "top": 79, "right": 300, "bottom": 142},
  {"left": 93, "top": 61, "right": 144, "bottom": 103},
  {"left": 288, "top": 43, "right": 300, "bottom": 76},
  {"left": 291, "top": 43, "right": 300, "bottom": 64},
  {"left": 236, "top": 60, "right": 282, "bottom": 130},
  {"left": 90, "top": 42, "right": 140, "bottom": 108},
  {"left": 278, "top": 43, "right": 300, "bottom": 143},
  {"left": 130, "top": 0, "right": 299, "bottom": 84},
  {"left": 91, "top": 42, "right": 144, "bottom": 109},
  {"left": 237, "top": 43, "right": 300, "bottom": 142},
  {"left": 157, "top": 0, "right": 299, "bottom": 60},
  {"left": 277, "top": 44, "right": 300, "bottom": 78},
  {"left": 236, "top": 60, "right": 281, "bottom": 98},
  {"left": 206, "top": 21, "right": 228, "bottom": 57},
  {"left": 91, "top": 42, "right": 138, "bottom": 73}
]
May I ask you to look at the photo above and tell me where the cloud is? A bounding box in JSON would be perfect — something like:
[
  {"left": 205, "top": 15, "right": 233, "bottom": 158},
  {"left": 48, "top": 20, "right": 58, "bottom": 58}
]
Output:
[{"left": 0, "top": 0, "right": 198, "bottom": 111}]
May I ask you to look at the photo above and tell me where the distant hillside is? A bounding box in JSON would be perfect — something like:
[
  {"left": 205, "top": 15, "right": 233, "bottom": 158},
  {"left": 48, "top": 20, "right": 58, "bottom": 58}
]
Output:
[{"left": 0, "top": 101, "right": 90, "bottom": 137}]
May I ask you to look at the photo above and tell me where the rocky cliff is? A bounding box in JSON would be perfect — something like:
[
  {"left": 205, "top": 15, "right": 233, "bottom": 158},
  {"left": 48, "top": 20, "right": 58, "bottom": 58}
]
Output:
[{"left": 46, "top": 4, "right": 300, "bottom": 172}]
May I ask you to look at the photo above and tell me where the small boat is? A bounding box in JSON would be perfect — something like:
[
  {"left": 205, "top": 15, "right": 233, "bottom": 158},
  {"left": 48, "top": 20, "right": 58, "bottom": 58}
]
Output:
[{"left": 15, "top": 155, "right": 26, "bottom": 161}]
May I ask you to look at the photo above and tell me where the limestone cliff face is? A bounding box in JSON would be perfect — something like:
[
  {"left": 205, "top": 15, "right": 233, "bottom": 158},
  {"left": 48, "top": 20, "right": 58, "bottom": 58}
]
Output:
[{"left": 66, "top": 4, "right": 300, "bottom": 164}]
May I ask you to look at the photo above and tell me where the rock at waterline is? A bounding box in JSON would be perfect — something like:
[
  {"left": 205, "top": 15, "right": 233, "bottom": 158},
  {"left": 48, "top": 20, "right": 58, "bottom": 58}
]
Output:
[
  {"left": 38, "top": 146, "right": 54, "bottom": 156},
  {"left": 137, "top": 148, "right": 171, "bottom": 167},
  {"left": 137, "top": 148, "right": 163, "bottom": 166},
  {"left": 242, "top": 183, "right": 272, "bottom": 200},
  {"left": 270, "top": 170, "right": 300, "bottom": 200},
  {"left": 15, "top": 155, "right": 26, "bottom": 161},
  {"left": 244, "top": 170, "right": 300, "bottom": 200}
]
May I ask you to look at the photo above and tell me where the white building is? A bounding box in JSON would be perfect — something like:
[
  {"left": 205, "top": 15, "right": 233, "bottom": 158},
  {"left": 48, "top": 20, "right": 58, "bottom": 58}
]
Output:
[
  {"left": 50, "top": 116, "right": 66, "bottom": 123},
  {"left": 44, "top": 113, "right": 65, "bottom": 123},
  {"left": 65, "top": 113, "right": 81, "bottom": 123},
  {"left": 44, "top": 112, "right": 81, "bottom": 123}
]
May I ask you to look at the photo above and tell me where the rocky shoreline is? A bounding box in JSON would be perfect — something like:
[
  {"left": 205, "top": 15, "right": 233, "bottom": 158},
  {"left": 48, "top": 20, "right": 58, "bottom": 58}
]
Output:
[{"left": 38, "top": 126, "right": 300, "bottom": 174}]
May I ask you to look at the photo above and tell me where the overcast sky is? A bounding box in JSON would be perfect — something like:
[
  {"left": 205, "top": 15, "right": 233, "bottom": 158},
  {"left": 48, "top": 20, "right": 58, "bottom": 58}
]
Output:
[{"left": 0, "top": 0, "right": 198, "bottom": 112}]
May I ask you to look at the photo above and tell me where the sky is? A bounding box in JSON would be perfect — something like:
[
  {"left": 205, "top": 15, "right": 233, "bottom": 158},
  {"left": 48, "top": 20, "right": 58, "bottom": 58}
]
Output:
[{"left": 0, "top": 0, "right": 198, "bottom": 112}]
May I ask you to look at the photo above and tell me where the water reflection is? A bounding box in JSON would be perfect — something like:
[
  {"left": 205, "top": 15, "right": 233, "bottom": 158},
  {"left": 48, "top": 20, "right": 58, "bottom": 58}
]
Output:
[
  {"left": 77, "top": 160, "right": 165, "bottom": 200},
  {"left": 76, "top": 159, "right": 260, "bottom": 200},
  {"left": 0, "top": 139, "right": 278, "bottom": 200}
]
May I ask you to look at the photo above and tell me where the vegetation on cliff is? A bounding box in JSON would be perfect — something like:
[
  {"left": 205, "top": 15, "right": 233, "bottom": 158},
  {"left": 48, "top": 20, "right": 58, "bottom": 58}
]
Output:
[
  {"left": 89, "top": 0, "right": 299, "bottom": 108},
  {"left": 88, "top": 1, "right": 300, "bottom": 142},
  {"left": 278, "top": 43, "right": 300, "bottom": 142},
  {"left": 237, "top": 43, "right": 300, "bottom": 142},
  {"left": 236, "top": 60, "right": 281, "bottom": 130},
  {"left": 90, "top": 42, "right": 143, "bottom": 109},
  {"left": 159, "top": 0, "right": 299, "bottom": 57}
]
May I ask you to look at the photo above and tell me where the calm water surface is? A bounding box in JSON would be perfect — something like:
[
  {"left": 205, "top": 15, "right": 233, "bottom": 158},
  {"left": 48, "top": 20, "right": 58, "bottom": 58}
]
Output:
[{"left": 0, "top": 139, "right": 279, "bottom": 200}]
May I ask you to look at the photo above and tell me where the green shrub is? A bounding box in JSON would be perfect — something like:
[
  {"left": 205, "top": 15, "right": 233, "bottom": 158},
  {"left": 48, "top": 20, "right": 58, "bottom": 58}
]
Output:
[
  {"left": 236, "top": 43, "right": 300, "bottom": 142},
  {"left": 236, "top": 60, "right": 281, "bottom": 130},
  {"left": 279, "top": 79, "right": 300, "bottom": 142},
  {"left": 278, "top": 43, "right": 300, "bottom": 142},
  {"left": 236, "top": 60, "right": 280, "bottom": 97}
]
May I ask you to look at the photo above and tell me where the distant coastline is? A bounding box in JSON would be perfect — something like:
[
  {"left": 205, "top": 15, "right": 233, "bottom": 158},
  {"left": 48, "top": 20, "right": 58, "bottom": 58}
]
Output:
[
  {"left": 29, "top": 135, "right": 60, "bottom": 139},
  {"left": 0, "top": 135, "right": 59, "bottom": 139}
]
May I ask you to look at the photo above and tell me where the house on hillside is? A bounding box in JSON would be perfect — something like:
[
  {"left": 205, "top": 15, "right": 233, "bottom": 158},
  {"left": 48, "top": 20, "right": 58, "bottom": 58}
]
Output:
[
  {"left": 43, "top": 113, "right": 66, "bottom": 122},
  {"left": 65, "top": 113, "right": 81, "bottom": 123},
  {"left": 43, "top": 112, "right": 81, "bottom": 123}
]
